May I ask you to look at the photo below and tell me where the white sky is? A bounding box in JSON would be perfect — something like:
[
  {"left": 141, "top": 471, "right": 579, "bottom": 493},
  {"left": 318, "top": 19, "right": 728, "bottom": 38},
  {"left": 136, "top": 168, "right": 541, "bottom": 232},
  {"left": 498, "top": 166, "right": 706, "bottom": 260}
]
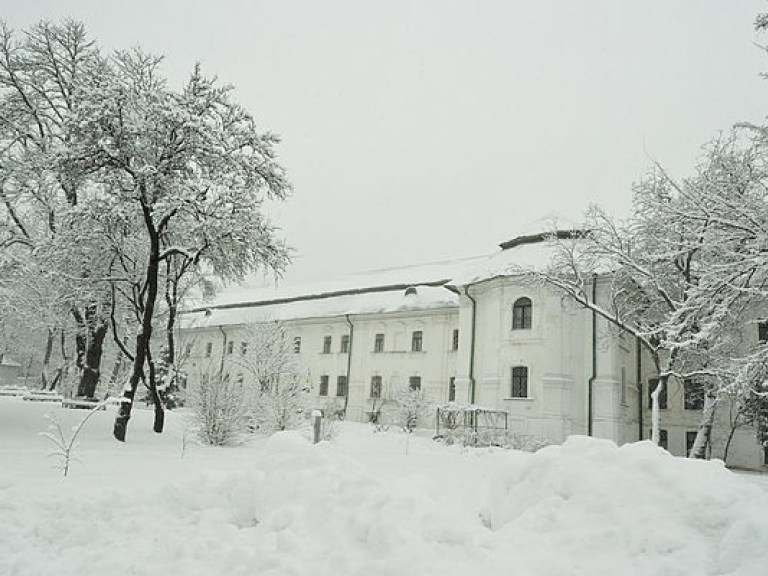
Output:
[{"left": 5, "top": 1, "right": 768, "bottom": 284}]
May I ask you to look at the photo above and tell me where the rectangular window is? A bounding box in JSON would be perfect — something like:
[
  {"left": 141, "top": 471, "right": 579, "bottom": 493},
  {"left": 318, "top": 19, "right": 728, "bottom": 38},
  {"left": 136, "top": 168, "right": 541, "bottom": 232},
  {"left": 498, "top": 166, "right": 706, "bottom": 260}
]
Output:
[
  {"left": 620, "top": 366, "right": 627, "bottom": 405},
  {"left": 759, "top": 321, "right": 768, "bottom": 342},
  {"left": 684, "top": 379, "right": 704, "bottom": 410},
  {"left": 184, "top": 343, "right": 192, "bottom": 356},
  {"left": 370, "top": 375, "right": 382, "bottom": 398},
  {"left": 686, "top": 431, "right": 698, "bottom": 457},
  {"left": 340, "top": 334, "right": 350, "bottom": 354},
  {"left": 319, "top": 375, "right": 329, "bottom": 396},
  {"left": 411, "top": 331, "right": 423, "bottom": 352},
  {"left": 511, "top": 366, "right": 528, "bottom": 398},
  {"left": 323, "top": 336, "right": 332, "bottom": 354},
  {"left": 409, "top": 376, "right": 421, "bottom": 391},
  {"left": 227, "top": 341, "right": 234, "bottom": 355},
  {"left": 374, "top": 333, "right": 385, "bottom": 353},
  {"left": 336, "top": 375, "right": 348, "bottom": 397},
  {"left": 659, "top": 429, "right": 668, "bottom": 450},
  {"left": 205, "top": 342, "right": 212, "bottom": 358},
  {"left": 240, "top": 341, "right": 248, "bottom": 355},
  {"left": 648, "top": 378, "right": 667, "bottom": 410},
  {"left": 449, "top": 376, "right": 456, "bottom": 402},
  {"left": 293, "top": 336, "right": 301, "bottom": 354},
  {"left": 452, "top": 329, "right": 459, "bottom": 351}
]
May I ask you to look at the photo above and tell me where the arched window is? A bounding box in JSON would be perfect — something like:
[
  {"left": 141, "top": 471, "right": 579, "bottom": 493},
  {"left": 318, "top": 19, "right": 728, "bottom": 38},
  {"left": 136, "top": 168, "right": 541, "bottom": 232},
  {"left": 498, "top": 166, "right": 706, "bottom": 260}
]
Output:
[
  {"left": 511, "top": 366, "right": 528, "bottom": 398},
  {"left": 512, "top": 297, "right": 532, "bottom": 330}
]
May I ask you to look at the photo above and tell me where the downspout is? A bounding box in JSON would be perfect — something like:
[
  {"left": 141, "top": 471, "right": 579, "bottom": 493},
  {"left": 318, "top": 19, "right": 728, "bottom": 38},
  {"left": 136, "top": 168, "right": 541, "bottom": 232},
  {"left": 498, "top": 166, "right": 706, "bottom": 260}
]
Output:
[
  {"left": 588, "top": 274, "right": 597, "bottom": 436},
  {"left": 464, "top": 285, "right": 477, "bottom": 405},
  {"left": 636, "top": 336, "right": 643, "bottom": 441},
  {"left": 217, "top": 325, "right": 228, "bottom": 378},
  {"left": 344, "top": 315, "right": 353, "bottom": 415}
]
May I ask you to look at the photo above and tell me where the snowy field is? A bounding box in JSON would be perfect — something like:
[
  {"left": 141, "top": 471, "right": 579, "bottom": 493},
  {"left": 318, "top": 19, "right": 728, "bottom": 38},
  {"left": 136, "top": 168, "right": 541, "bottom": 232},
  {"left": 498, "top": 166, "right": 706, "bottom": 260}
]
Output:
[{"left": 1, "top": 399, "right": 768, "bottom": 576}]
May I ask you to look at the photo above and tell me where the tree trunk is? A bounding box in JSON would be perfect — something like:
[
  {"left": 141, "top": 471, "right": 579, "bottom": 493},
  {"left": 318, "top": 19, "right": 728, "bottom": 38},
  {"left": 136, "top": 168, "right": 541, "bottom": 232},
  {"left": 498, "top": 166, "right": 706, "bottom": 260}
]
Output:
[
  {"left": 723, "top": 420, "right": 738, "bottom": 465},
  {"left": 76, "top": 320, "right": 108, "bottom": 398},
  {"left": 114, "top": 197, "right": 161, "bottom": 442},
  {"left": 147, "top": 345, "right": 164, "bottom": 433},
  {"left": 39, "top": 328, "right": 55, "bottom": 390},
  {"left": 689, "top": 392, "right": 718, "bottom": 459},
  {"left": 650, "top": 374, "right": 668, "bottom": 445}
]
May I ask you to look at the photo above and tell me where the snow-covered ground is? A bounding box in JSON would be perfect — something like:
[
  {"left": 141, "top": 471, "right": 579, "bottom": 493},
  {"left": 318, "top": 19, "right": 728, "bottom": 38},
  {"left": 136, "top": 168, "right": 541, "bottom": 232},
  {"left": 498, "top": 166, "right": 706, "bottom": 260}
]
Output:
[{"left": 1, "top": 398, "right": 767, "bottom": 576}]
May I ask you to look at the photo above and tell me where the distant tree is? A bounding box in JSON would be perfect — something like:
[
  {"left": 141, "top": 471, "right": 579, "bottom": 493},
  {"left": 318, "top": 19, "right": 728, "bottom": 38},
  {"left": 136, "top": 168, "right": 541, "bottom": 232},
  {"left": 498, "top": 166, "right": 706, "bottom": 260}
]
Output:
[{"left": 0, "top": 20, "right": 115, "bottom": 399}]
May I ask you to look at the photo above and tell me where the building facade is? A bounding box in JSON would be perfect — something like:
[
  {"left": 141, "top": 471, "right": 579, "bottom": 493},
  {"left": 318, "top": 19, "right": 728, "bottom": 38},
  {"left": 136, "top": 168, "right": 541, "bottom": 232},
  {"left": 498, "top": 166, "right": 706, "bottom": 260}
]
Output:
[{"left": 179, "top": 234, "right": 766, "bottom": 469}]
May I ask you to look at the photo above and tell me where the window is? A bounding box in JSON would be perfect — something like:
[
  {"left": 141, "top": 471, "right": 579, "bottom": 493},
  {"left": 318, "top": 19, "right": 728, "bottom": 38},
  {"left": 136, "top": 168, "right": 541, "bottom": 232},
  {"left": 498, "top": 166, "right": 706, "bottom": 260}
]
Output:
[
  {"left": 323, "top": 336, "right": 332, "bottom": 354},
  {"left": 340, "top": 334, "right": 350, "bottom": 354},
  {"left": 648, "top": 378, "right": 667, "bottom": 410},
  {"left": 452, "top": 329, "right": 459, "bottom": 351},
  {"left": 293, "top": 337, "right": 301, "bottom": 354},
  {"left": 760, "top": 321, "right": 768, "bottom": 343},
  {"left": 227, "top": 341, "right": 234, "bottom": 355},
  {"left": 657, "top": 429, "right": 668, "bottom": 450},
  {"left": 336, "top": 375, "right": 348, "bottom": 397},
  {"left": 184, "top": 343, "right": 193, "bottom": 356},
  {"left": 620, "top": 367, "right": 627, "bottom": 405},
  {"left": 205, "top": 342, "right": 212, "bottom": 358},
  {"left": 449, "top": 376, "right": 456, "bottom": 402},
  {"left": 240, "top": 341, "right": 248, "bottom": 355},
  {"left": 411, "top": 331, "right": 423, "bottom": 352},
  {"left": 512, "top": 297, "right": 532, "bottom": 330},
  {"left": 409, "top": 376, "right": 421, "bottom": 391},
  {"left": 370, "top": 375, "right": 382, "bottom": 398},
  {"left": 319, "top": 375, "right": 329, "bottom": 396},
  {"left": 684, "top": 379, "right": 704, "bottom": 410},
  {"left": 686, "top": 431, "right": 698, "bottom": 457},
  {"left": 374, "top": 333, "right": 385, "bottom": 353},
  {"left": 511, "top": 366, "right": 528, "bottom": 398}
]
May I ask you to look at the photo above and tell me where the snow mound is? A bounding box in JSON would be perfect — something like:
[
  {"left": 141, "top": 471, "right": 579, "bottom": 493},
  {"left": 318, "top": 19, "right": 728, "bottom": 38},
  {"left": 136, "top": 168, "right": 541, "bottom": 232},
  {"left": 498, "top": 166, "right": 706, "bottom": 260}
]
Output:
[
  {"left": 0, "top": 429, "right": 481, "bottom": 576},
  {"left": 482, "top": 436, "right": 768, "bottom": 576}
]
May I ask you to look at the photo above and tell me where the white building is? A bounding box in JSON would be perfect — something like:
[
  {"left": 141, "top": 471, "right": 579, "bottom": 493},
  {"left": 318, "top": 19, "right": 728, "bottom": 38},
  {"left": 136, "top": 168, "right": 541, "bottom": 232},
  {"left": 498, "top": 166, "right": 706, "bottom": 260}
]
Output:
[{"left": 180, "top": 232, "right": 766, "bottom": 469}]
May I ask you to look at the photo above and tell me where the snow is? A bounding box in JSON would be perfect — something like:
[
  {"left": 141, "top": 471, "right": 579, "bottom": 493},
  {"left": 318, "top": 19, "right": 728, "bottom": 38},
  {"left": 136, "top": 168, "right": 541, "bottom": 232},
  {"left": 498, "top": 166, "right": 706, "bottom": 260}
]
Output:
[
  {"left": 180, "top": 285, "right": 459, "bottom": 328},
  {"left": 199, "top": 256, "right": 486, "bottom": 309},
  {"left": 2, "top": 398, "right": 768, "bottom": 576}
]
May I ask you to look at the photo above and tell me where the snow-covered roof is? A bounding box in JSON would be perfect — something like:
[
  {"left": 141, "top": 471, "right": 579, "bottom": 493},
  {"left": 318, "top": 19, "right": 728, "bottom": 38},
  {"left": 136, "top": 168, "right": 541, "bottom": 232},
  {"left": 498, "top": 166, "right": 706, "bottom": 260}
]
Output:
[
  {"left": 180, "top": 285, "right": 459, "bottom": 328},
  {"left": 180, "top": 228, "right": 579, "bottom": 328},
  {"left": 203, "top": 255, "right": 485, "bottom": 309}
]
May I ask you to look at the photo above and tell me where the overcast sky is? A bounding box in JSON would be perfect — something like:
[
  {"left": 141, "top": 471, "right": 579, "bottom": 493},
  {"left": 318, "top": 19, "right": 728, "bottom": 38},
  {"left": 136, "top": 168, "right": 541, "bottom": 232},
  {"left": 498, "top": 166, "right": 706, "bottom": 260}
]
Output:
[{"left": 5, "top": 1, "right": 768, "bottom": 285}]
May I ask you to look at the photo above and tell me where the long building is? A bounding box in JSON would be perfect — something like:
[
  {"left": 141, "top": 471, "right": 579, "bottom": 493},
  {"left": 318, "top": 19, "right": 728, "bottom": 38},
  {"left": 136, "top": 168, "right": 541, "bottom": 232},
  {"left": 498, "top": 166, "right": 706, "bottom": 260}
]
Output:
[{"left": 179, "top": 232, "right": 766, "bottom": 469}]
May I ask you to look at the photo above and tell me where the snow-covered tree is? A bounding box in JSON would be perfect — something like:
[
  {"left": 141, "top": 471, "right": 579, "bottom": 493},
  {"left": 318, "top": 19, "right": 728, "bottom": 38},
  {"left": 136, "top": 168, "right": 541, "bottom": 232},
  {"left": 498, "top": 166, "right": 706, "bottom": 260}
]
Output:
[
  {"left": 189, "top": 368, "right": 251, "bottom": 446},
  {"left": 61, "top": 50, "right": 291, "bottom": 441},
  {"left": 395, "top": 386, "right": 428, "bottom": 433},
  {"left": 234, "top": 320, "right": 305, "bottom": 433},
  {"left": 539, "top": 131, "right": 768, "bottom": 455},
  {"left": 0, "top": 20, "right": 116, "bottom": 399}
]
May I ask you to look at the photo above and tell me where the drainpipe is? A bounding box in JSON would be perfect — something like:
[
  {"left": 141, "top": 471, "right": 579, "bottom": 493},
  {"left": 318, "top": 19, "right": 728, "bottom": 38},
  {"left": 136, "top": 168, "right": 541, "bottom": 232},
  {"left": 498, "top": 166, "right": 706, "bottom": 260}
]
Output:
[
  {"left": 464, "top": 285, "right": 478, "bottom": 405},
  {"left": 636, "top": 337, "right": 643, "bottom": 441},
  {"left": 344, "top": 315, "right": 354, "bottom": 414},
  {"left": 217, "top": 325, "right": 228, "bottom": 378},
  {"left": 588, "top": 274, "right": 597, "bottom": 436}
]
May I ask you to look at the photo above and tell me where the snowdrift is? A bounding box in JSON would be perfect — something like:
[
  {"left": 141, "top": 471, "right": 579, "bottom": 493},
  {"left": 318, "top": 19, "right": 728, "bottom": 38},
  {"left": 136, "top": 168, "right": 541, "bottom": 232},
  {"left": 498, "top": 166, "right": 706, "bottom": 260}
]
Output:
[{"left": 1, "top": 407, "right": 767, "bottom": 576}]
